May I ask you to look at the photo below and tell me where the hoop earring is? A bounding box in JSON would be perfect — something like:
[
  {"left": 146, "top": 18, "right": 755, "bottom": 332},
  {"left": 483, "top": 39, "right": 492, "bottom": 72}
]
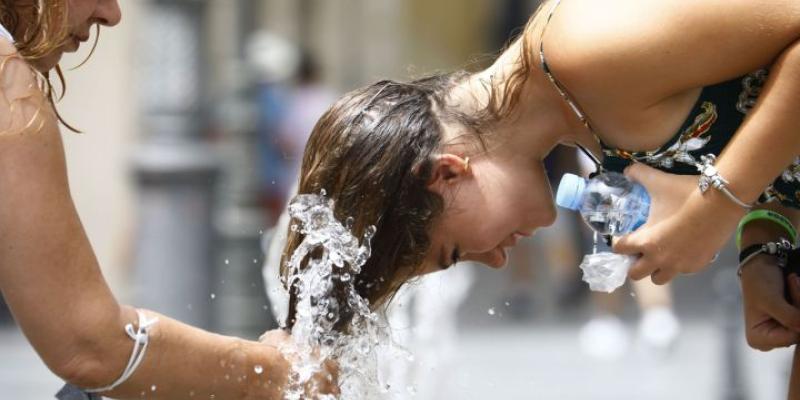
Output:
[{"left": 463, "top": 157, "right": 470, "bottom": 172}]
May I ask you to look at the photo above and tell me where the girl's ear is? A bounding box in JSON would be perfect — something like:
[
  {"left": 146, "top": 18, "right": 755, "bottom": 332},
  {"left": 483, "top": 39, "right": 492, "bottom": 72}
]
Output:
[{"left": 426, "top": 153, "right": 471, "bottom": 194}]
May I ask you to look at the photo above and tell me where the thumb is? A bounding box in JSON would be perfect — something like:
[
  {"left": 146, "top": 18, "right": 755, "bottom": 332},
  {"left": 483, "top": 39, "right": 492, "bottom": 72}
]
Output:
[
  {"left": 766, "top": 298, "right": 800, "bottom": 333},
  {"left": 612, "top": 231, "right": 642, "bottom": 256}
]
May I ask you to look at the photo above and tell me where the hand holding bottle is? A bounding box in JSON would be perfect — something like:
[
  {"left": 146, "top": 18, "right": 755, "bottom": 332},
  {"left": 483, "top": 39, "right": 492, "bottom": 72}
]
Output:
[{"left": 612, "top": 163, "right": 740, "bottom": 284}]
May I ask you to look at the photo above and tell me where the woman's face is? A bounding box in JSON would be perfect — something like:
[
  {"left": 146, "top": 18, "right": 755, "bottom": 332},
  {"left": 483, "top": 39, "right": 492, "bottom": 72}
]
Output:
[
  {"left": 421, "top": 148, "right": 557, "bottom": 274},
  {"left": 33, "top": 0, "right": 122, "bottom": 71}
]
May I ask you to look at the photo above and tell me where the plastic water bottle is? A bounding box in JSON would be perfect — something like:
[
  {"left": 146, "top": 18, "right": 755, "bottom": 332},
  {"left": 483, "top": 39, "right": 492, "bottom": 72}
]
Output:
[{"left": 556, "top": 172, "right": 650, "bottom": 236}]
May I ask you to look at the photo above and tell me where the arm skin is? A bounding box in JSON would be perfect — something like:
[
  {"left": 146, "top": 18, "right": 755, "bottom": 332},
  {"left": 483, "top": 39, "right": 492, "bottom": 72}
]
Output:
[
  {"left": 0, "top": 41, "right": 304, "bottom": 399},
  {"left": 540, "top": 0, "right": 800, "bottom": 282},
  {"left": 737, "top": 203, "right": 800, "bottom": 399}
]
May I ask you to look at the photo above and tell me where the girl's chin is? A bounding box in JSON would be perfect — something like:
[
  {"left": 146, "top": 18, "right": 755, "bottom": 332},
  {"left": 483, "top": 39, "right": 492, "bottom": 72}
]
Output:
[
  {"left": 31, "top": 52, "right": 63, "bottom": 73},
  {"left": 485, "top": 247, "right": 508, "bottom": 269}
]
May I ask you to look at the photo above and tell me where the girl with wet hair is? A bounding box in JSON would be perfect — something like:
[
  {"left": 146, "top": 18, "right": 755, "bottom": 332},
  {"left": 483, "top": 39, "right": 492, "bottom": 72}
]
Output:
[
  {"left": 0, "top": 1, "right": 336, "bottom": 399},
  {"left": 282, "top": 0, "right": 800, "bottom": 390}
]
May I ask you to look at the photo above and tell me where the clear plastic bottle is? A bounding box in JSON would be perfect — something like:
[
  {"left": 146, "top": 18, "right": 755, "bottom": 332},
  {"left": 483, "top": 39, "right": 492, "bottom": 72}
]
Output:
[{"left": 556, "top": 172, "right": 650, "bottom": 236}]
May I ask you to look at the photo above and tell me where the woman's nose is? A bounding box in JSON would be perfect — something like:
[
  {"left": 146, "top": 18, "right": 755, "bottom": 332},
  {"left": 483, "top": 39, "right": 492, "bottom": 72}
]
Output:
[{"left": 95, "top": 0, "right": 122, "bottom": 27}]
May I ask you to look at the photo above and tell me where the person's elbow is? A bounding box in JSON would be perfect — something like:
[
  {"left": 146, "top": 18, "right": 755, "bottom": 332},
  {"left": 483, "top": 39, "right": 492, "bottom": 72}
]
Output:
[{"left": 47, "top": 338, "right": 124, "bottom": 390}]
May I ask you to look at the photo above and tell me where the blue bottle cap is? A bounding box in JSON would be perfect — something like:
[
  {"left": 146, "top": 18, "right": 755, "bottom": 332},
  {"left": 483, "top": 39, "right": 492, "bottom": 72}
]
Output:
[{"left": 555, "top": 173, "right": 586, "bottom": 211}]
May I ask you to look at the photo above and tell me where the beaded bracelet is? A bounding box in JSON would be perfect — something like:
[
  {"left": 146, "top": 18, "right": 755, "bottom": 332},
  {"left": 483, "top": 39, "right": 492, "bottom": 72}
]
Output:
[
  {"left": 737, "top": 238, "right": 793, "bottom": 277},
  {"left": 736, "top": 209, "right": 798, "bottom": 250}
]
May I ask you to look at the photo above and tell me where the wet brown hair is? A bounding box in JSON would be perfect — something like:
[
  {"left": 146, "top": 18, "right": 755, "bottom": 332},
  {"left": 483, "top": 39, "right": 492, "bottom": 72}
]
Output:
[
  {"left": 281, "top": 0, "right": 556, "bottom": 329},
  {"left": 281, "top": 75, "right": 456, "bottom": 329}
]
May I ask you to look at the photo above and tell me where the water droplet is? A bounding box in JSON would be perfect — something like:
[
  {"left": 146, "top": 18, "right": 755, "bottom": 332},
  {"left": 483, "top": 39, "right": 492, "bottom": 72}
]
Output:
[
  {"left": 210, "top": 293, "right": 216, "bottom": 300},
  {"left": 290, "top": 224, "right": 298, "bottom": 232},
  {"left": 271, "top": 180, "right": 276, "bottom": 185},
  {"left": 487, "top": 307, "right": 496, "bottom": 316},
  {"left": 224, "top": 259, "right": 230, "bottom": 265},
  {"left": 254, "top": 365, "right": 264, "bottom": 374},
  {"left": 504, "top": 301, "right": 511, "bottom": 307},
  {"left": 151, "top": 385, "right": 157, "bottom": 392},
  {"left": 320, "top": 188, "right": 327, "bottom": 196},
  {"left": 253, "top": 258, "right": 259, "bottom": 264},
  {"left": 341, "top": 273, "right": 351, "bottom": 282}
]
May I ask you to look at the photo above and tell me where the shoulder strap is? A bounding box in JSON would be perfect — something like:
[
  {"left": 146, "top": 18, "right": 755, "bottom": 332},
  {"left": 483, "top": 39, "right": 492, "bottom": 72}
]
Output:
[
  {"left": 538, "top": 0, "right": 604, "bottom": 171},
  {"left": 0, "top": 22, "right": 14, "bottom": 43}
]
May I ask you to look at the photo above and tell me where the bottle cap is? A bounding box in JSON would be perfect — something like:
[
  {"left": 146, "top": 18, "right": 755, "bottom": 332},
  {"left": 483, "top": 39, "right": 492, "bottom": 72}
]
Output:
[{"left": 555, "top": 173, "right": 586, "bottom": 211}]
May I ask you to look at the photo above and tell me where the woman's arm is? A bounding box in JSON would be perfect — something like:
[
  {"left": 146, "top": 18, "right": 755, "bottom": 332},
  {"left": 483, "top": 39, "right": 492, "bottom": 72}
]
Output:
[
  {"left": 0, "top": 43, "right": 312, "bottom": 399},
  {"left": 737, "top": 203, "right": 800, "bottom": 351},
  {"left": 616, "top": 36, "right": 800, "bottom": 282},
  {"left": 735, "top": 203, "right": 800, "bottom": 398},
  {"left": 546, "top": 0, "right": 800, "bottom": 281}
]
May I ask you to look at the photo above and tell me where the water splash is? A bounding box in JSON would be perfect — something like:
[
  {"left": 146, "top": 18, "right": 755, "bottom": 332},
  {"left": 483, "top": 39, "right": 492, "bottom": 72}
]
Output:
[{"left": 282, "top": 191, "right": 388, "bottom": 400}]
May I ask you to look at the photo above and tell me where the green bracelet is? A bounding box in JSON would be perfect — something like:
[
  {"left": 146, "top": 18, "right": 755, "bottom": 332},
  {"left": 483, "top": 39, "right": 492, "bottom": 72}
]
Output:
[{"left": 736, "top": 209, "right": 798, "bottom": 250}]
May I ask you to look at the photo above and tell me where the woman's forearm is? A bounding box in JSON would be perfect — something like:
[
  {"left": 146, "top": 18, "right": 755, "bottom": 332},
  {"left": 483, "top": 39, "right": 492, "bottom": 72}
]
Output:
[
  {"left": 715, "top": 38, "right": 800, "bottom": 204},
  {"left": 667, "top": 39, "right": 800, "bottom": 252},
  {"left": 102, "top": 308, "right": 289, "bottom": 400},
  {"left": 0, "top": 66, "right": 291, "bottom": 398}
]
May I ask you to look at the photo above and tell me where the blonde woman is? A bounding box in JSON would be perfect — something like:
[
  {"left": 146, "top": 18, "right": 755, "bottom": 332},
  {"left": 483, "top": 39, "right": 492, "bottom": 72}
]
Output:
[{"left": 0, "top": 1, "right": 335, "bottom": 399}]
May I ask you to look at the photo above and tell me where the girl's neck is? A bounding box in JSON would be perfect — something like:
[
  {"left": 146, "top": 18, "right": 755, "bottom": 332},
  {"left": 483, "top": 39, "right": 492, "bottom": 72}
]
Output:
[{"left": 459, "top": 40, "right": 596, "bottom": 159}]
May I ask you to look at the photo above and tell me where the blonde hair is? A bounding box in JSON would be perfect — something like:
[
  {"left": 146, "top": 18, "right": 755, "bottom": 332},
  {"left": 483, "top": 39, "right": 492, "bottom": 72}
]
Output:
[
  {"left": 484, "top": 0, "right": 555, "bottom": 122},
  {"left": 0, "top": 0, "right": 81, "bottom": 132}
]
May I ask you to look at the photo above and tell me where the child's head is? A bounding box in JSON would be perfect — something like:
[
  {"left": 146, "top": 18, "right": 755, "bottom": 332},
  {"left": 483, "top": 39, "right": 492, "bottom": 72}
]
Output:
[{"left": 282, "top": 6, "right": 564, "bottom": 324}]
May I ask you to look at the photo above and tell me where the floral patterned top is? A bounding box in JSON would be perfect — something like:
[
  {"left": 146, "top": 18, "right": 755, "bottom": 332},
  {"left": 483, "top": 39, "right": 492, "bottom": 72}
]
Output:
[
  {"left": 539, "top": 0, "right": 800, "bottom": 209},
  {"left": 598, "top": 69, "right": 800, "bottom": 208}
]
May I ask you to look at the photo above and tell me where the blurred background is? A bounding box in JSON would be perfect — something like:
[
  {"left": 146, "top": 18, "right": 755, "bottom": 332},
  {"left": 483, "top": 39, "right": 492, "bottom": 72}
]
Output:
[{"left": 0, "top": 0, "right": 793, "bottom": 399}]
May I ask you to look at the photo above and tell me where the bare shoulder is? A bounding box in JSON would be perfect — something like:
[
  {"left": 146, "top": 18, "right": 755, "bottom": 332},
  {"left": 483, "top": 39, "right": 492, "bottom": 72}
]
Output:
[
  {"left": 0, "top": 39, "right": 57, "bottom": 136},
  {"left": 543, "top": 0, "right": 800, "bottom": 100},
  {"left": 0, "top": 38, "right": 67, "bottom": 193}
]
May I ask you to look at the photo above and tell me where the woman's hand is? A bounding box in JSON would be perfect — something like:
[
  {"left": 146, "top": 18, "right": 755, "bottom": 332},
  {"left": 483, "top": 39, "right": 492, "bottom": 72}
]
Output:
[
  {"left": 740, "top": 259, "right": 800, "bottom": 351},
  {"left": 259, "top": 329, "right": 340, "bottom": 398},
  {"left": 612, "top": 162, "right": 743, "bottom": 284}
]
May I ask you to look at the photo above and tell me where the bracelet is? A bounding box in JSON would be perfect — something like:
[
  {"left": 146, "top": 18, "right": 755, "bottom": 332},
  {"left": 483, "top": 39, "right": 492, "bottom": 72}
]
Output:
[
  {"left": 736, "top": 238, "right": 793, "bottom": 277},
  {"left": 736, "top": 209, "right": 798, "bottom": 250},
  {"left": 83, "top": 310, "right": 159, "bottom": 393},
  {"left": 695, "top": 154, "right": 754, "bottom": 210}
]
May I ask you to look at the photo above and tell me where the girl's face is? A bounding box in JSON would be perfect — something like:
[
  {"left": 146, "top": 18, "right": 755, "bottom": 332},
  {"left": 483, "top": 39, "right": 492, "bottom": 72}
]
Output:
[
  {"left": 34, "top": 0, "right": 122, "bottom": 71},
  {"left": 421, "top": 147, "right": 557, "bottom": 274}
]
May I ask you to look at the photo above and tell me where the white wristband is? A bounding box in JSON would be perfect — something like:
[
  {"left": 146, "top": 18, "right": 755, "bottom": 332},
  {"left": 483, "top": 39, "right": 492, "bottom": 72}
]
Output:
[{"left": 84, "top": 310, "right": 159, "bottom": 394}]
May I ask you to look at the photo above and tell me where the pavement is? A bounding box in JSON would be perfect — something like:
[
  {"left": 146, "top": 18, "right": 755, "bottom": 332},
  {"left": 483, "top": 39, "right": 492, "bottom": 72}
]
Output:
[{"left": 1, "top": 320, "right": 794, "bottom": 400}]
